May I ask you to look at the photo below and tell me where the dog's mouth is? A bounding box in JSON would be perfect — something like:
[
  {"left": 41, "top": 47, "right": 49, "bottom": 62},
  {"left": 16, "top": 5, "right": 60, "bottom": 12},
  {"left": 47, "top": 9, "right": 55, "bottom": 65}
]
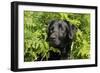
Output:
[{"left": 49, "top": 38, "right": 61, "bottom": 48}]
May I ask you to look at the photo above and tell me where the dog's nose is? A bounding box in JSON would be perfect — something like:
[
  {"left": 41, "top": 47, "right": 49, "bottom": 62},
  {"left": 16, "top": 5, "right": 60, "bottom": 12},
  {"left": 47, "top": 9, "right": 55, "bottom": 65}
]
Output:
[{"left": 50, "top": 36, "right": 56, "bottom": 40}]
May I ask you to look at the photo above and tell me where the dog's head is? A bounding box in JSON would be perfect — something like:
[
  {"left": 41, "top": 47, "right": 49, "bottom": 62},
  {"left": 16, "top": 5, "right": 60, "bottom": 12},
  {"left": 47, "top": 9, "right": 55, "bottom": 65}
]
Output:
[{"left": 47, "top": 20, "right": 77, "bottom": 48}]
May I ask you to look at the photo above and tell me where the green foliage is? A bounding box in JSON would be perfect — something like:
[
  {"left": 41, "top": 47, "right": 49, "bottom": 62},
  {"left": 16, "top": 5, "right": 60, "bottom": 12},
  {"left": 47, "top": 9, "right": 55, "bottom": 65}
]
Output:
[{"left": 24, "top": 11, "right": 90, "bottom": 62}]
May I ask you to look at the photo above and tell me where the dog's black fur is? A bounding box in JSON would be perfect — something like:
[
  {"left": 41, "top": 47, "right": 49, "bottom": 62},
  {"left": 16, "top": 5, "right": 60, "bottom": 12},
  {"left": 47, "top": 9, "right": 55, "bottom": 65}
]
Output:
[{"left": 47, "top": 20, "right": 77, "bottom": 60}]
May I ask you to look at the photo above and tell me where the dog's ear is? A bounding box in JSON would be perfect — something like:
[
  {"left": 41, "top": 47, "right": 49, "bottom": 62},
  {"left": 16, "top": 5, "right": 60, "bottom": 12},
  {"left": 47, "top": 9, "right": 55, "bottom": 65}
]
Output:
[
  {"left": 48, "top": 20, "right": 56, "bottom": 29},
  {"left": 68, "top": 25, "right": 77, "bottom": 39},
  {"left": 63, "top": 20, "right": 77, "bottom": 39},
  {"left": 46, "top": 20, "right": 56, "bottom": 41}
]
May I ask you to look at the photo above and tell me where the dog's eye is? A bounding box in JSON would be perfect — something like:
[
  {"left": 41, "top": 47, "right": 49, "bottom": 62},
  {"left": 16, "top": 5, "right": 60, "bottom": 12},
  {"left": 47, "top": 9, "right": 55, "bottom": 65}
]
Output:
[
  {"left": 59, "top": 24, "right": 64, "bottom": 30},
  {"left": 49, "top": 27, "right": 54, "bottom": 33},
  {"left": 50, "top": 27, "right": 54, "bottom": 30},
  {"left": 50, "top": 30, "right": 53, "bottom": 33},
  {"left": 59, "top": 24, "right": 62, "bottom": 28}
]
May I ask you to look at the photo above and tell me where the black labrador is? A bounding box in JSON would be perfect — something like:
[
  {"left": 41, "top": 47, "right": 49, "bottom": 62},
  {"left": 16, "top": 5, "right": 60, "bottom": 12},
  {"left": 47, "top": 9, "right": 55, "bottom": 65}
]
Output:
[{"left": 47, "top": 20, "right": 77, "bottom": 60}]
